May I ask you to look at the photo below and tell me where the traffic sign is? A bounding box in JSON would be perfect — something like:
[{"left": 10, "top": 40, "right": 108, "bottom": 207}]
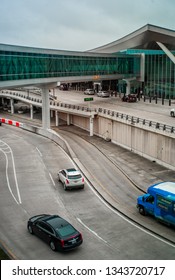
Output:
[{"left": 84, "top": 97, "right": 93, "bottom": 102}]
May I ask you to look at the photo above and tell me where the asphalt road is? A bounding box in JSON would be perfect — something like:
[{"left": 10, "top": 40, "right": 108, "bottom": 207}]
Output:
[
  {"left": 54, "top": 89, "right": 175, "bottom": 126},
  {"left": 0, "top": 124, "right": 175, "bottom": 259}
]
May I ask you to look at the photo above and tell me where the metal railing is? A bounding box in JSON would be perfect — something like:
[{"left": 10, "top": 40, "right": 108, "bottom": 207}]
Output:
[
  {"left": 1, "top": 90, "right": 175, "bottom": 134},
  {"left": 97, "top": 107, "right": 175, "bottom": 134}
]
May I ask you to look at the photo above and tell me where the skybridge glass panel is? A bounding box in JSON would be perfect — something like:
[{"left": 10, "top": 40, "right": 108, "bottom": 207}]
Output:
[{"left": 0, "top": 50, "right": 140, "bottom": 82}]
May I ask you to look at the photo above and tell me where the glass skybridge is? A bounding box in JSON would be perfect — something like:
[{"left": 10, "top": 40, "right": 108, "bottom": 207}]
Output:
[{"left": 0, "top": 44, "right": 141, "bottom": 83}]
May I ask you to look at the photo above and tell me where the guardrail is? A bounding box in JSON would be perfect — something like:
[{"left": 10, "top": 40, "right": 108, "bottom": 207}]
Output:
[
  {"left": 0, "top": 90, "right": 95, "bottom": 112},
  {"left": 97, "top": 108, "right": 175, "bottom": 134},
  {"left": 1, "top": 90, "right": 175, "bottom": 134},
  {"left": 0, "top": 90, "right": 42, "bottom": 104},
  {"left": 0, "top": 117, "right": 23, "bottom": 128},
  {"left": 55, "top": 102, "right": 94, "bottom": 112}
]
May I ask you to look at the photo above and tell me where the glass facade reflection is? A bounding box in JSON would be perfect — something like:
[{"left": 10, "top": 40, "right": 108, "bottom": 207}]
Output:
[
  {"left": 126, "top": 49, "right": 175, "bottom": 99},
  {"left": 0, "top": 49, "right": 140, "bottom": 82},
  {"left": 1, "top": 45, "right": 174, "bottom": 100}
]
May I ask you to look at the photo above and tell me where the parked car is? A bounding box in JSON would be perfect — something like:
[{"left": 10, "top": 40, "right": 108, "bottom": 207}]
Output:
[
  {"left": 3, "top": 105, "right": 8, "bottom": 111},
  {"left": 170, "top": 108, "right": 175, "bottom": 117},
  {"left": 18, "top": 106, "right": 29, "bottom": 114},
  {"left": 58, "top": 168, "right": 85, "bottom": 190},
  {"left": 60, "top": 83, "right": 68, "bottom": 90},
  {"left": 97, "top": 91, "right": 110, "bottom": 98},
  {"left": 84, "top": 89, "right": 95, "bottom": 95},
  {"left": 27, "top": 214, "right": 83, "bottom": 251},
  {"left": 122, "top": 94, "right": 137, "bottom": 102}
]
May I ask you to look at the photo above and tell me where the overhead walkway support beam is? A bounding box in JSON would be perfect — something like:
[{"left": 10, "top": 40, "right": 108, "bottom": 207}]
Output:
[
  {"left": 123, "top": 77, "right": 136, "bottom": 95},
  {"left": 41, "top": 87, "right": 50, "bottom": 129},
  {"left": 41, "top": 82, "right": 57, "bottom": 129},
  {"left": 156, "top": 42, "right": 175, "bottom": 64}
]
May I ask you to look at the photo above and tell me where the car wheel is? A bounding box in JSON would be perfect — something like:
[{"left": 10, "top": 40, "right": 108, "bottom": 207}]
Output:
[
  {"left": 28, "top": 225, "right": 33, "bottom": 234},
  {"left": 50, "top": 241, "right": 56, "bottom": 251},
  {"left": 63, "top": 183, "right": 67, "bottom": 190},
  {"left": 139, "top": 206, "right": 146, "bottom": 216},
  {"left": 170, "top": 111, "right": 174, "bottom": 117}
]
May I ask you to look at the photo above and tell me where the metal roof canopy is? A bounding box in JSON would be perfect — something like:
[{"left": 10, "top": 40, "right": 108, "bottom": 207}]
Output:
[{"left": 89, "top": 24, "right": 175, "bottom": 53}]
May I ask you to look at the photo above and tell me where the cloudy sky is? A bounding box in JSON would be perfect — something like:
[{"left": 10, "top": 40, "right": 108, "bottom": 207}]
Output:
[{"left": 1, "top": 0, "right": 175, "bottom": 51}]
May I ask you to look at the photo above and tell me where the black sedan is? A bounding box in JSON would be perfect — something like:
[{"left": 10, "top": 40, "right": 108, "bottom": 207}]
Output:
[{"left": 27, "top": 214, "right": 83, "bottom": 251}]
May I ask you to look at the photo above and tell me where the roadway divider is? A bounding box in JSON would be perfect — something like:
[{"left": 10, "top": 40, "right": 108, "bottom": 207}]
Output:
[{"left": 0, "top": 117, "right": 23, "bottom": 128}]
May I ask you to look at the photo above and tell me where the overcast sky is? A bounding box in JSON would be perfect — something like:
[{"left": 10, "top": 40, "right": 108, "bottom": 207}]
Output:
[{"left": 1, "top": 0, "right": 175, "bottom": 51}]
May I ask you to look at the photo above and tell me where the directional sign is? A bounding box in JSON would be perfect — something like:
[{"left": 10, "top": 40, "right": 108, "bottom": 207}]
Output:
[{"left": 84, "top": 97, "right": 93, "bottom": 102}]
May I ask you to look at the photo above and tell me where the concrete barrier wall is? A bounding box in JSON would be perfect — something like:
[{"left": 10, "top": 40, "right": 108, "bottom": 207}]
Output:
[
  {"left": 22, "top": 123, "right": 74, "bottom": 158},
  {"left": 105, "top": 117, "right": 175, "bottom": 170},
  {"left": 72, "top": 115, "right": 90, "bottom": 131},
  {"left": 58, "top": 113, "right": 175, "bottom": 170}
]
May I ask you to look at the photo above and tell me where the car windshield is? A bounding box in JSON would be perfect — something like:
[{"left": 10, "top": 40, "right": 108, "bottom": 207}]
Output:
[
  {"left": 56, "top": 224, "right": 76, "bottom": 237},
  {"left": 68, "top": 174, "right": 81, "bottom": 179}
]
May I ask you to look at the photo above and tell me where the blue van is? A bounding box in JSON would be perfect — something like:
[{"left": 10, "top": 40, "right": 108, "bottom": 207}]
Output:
[{"left": 137, "top": 182, "right": 175, "bottom": 226}]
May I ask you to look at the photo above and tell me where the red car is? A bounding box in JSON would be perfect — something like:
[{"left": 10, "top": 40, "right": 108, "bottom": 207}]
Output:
[{"left": 122, "top": 94, "right": 137, "bottom": 102}]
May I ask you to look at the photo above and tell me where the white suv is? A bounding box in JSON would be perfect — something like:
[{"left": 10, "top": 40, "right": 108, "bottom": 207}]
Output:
[
  {"left": 170, "top": 108, "right": 175, "bottom": 117},
  {"left": 84, "top": 89, "right": 94, "bottom": 95},
  {"left": 58, "top": 168, "right": 84, "bottom": 190}
]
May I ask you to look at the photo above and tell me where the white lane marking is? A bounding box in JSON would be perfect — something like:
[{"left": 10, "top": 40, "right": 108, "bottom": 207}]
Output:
[
  {"left": 36, "top": 147, "right": 42, "bottom": 157},
  {"left": 77, "top": 217, "right": 107, "bottom": 244},
  {"left": 35, "top": 134, "right": 175, "bottom": 248},
  {"left": 3, "top": 151, "right": 19, "bottom": 205},
  {"left": 49, "top": 172, "right": 56, "bottom": 186},
  {"left": 0, "top": 140, "right": 21, "bottom": 204},
  {"left": 10, "top": 145, "right": 21, "bottom": 204},
  {"left": 86, "top": 180, "right": 175, "bottom": 248}
]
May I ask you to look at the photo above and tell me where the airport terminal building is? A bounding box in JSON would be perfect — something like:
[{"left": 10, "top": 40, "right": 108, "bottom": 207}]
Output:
[
  {"left": 0, "top": 24, "right": 175, "bottom": 100},
  {"left": 90, "top": 24, "right": 175, "bottom": 100}
]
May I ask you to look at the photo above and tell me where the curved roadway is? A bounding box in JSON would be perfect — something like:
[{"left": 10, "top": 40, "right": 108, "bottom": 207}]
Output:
[{"left": 0, "top": 124, "right": 175, "bottom": 259}]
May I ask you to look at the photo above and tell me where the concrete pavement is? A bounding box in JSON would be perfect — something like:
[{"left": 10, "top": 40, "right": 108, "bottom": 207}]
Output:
[{"left": 1, "top": 104, "right": 175, "bottom": 249}]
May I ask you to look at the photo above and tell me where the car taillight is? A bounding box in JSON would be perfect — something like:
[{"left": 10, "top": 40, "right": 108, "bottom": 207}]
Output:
[
  {"left": 80, "top": 233, "right": 83, "bottom": 240},
  {"left": 61, "top": 239, "right": 64, "bottom": 247},
  {"left": 82, "top": 178, "right": 84, "bottom": 183},
  {"left": 66, "top": 179, "right": 69, "bottom": 184}
]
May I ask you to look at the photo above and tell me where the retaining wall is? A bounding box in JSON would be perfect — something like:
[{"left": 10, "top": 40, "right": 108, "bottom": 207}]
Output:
[{"left": 58, "top": 113, "right": 175, "bottom": 170}]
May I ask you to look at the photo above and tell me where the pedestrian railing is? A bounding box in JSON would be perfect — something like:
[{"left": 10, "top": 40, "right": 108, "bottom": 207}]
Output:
[
  {"left": 1, "top": 90, "right": 174, "bottom": 134},
  {"left": 97, "top": 107, "right": 175, "bottom": 134}
]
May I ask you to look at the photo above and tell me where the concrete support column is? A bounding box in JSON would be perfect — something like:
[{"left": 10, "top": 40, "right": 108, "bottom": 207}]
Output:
[
  {"left": 93, "top": 82, "right": 102, "bottom": 93},
  {"left": 1, "top": 98, "right": 5, "bottom": 106},
  {"left": 123, "top": 78, "right": 136, "bottom": 95},
  {"left": 56, "top": 111, "right": 59, "bottom": 126},
  {"left": 41, "top": 87, "right": 50, "bottom": 129},
  {"left": 30, "top": 104, "right": 33, "bottom": 119},
  {"left": 67, "top": 113, "right": 70, "bottom": 125},
  {"left": 51, "top": 110, "right": 54, "bottom": 118},
  {"left": 90, "top": 116, "right": 94, "bottom": 136},
  {"left": 10, "top": 98, "right": 14, "bottom": 114},
  {"left": 126, "top": 80, "right": 131, "bottom": 95}
]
